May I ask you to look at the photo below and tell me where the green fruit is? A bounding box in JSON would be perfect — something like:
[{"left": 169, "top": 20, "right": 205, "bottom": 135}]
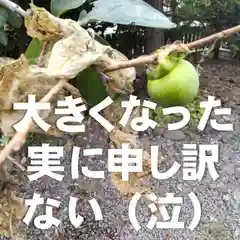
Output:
[{"left": 147, "top": 59, "right": 199, "bottom": 107}]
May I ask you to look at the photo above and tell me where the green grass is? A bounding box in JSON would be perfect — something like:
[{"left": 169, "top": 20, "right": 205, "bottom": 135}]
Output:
[{"left": 151, "top": 95, "right": 204, "bottom": 128}]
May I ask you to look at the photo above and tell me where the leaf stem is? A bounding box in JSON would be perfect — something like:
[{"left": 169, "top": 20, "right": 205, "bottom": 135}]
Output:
[{"left": 37, "top": 41, "right": 50, "bottom": 67}]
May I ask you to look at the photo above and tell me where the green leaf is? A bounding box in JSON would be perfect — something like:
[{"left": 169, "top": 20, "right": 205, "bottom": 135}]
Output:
[
  {"left": 69, "top": 67, "right": 108, "bottom": 107},
  {"left": 0, "top": 29, "right": 8, "bottom": 46},
  {"left": 51, "top": 0, "right": 87, "bottom": 16},
  {"left": 80, "top": 0, "right": 176, "bottom": 28},
  {"left": 0, "top": 8, "right": 8, "bottom": 29},
  {"left": 6, "top": 9, "right": 23, "bottom": 28},
  {"left": 229, "top": 44, "right": 239, "bottom": 58},
  {"left": 25, "top": 38, "right": 43, "bottom": 65}
]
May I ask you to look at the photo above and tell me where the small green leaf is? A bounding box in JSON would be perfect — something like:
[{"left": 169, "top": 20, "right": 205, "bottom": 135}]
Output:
[
  {"left": 80, "top": 0, "right": 176, "bottom": 28},
  {"left": 230, "top": 44, "right": 239, "bottom": 58},
  {"left": 0, "top": 29, "right": 8, "bottom": 46},
  {"left": 25, "top": 38, "right": 43, "bottom": 65},
  {"left": 70, "top": 67, "right": 108, "bottom": 107},
  {"left": 51, "top": 0, "right": 87, "bottom": 16},
  {"left": 6, "top": 9, "right": 23, "bottom": 28},
  {"left": 0, "top": 7, "right": 8, "bottom": 28}
]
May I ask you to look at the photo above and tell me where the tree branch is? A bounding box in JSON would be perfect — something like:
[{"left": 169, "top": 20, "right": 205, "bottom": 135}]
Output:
[
  {"left": 0, "top": 80, "right": 67, "bottom": 166},
  {"left": 0, "top": 0, "right": 28, "bottom": 17},
  {"left": 104, "top": 25, "right": 240, "bottom": 73},
  {"left": 37, "top": 41, "right": 50, "bottom": 67}
]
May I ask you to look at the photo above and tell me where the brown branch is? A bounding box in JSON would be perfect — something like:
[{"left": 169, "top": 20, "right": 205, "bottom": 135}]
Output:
[
  {"left": 7, "top": 156, "right": 26, "bottom": 171},
  {"left": 37, "top": 41, "right": 50, "bottom": 67},
  {"left": 63, "top": 82, "right": 81, "bottom": 97},
  {"left": 104, "top": 25, "right": 240, "bottom": 73},
  {"left": 0, "top": 0, "right": 28, "bottom": 17}
]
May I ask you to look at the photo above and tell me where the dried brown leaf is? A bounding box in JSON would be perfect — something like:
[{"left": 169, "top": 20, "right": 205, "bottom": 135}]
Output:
[
  {"left": 24, "top": 4, "right": 136, "bottom": 93},
  {"left": 24, "top": 4, "right": 62, "bottom": 41}
]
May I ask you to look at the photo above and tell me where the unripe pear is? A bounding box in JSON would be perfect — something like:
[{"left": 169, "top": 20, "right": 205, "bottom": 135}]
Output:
[{"left": 147, "top": 58, "right": 199, "bottom": 107}]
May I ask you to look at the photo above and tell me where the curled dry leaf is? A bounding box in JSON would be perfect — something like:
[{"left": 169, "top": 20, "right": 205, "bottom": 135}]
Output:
[
  {"left": 46, "top": 31, "right": 109, "bottom": 79},
  {"left": 0, "top": 55, "right": 28, "bottom": 110},
  {"left": 24, "top": 4, "right": 136, "bottom": 92},
  {"left": 24, "top": 4, "right": 63, "bottom": 41},
  {"left": 105, "top": 99, "right": 158, "bottom": 197},
  {"left": 103, "top": 99, "right": 127, "bottom": 125},
  {"left": 96, "top": 49, "right": 136, "bottom": 94},
  {"left": 109, "top": 128, "right": 154, "bottom": 197},
  {"left": 103, "top": 96, "right": 141, "bottom": 133},
  {"left": 110, "top": 172, "right": 152, "bottom": 198},
  {"left": 0, "top": 55, "right": 68, "bottom": 137}
]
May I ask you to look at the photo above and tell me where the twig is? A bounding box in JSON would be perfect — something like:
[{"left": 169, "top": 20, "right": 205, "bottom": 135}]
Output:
[
  {"left": 7, "top": 156, "right": 26, "bottom": 171},
  {"left": 0, "top": 0, "right": 28, "bottom": 17},
  {"left": 37, "top": 41, "right": 50, "bottom": 67},
  {"left": 8, "top": 191, "right": 13, "bottom": 239},
  {"left": 0, "top": 80, "right": 67, "bottom": 165},
  {"left": 104, "top": 25, "right": 240, "bottom": 72},
  {"left": 63, "top": 82, "right": 81, "bottom": 97},
  {"left": 9, "top": 210, "right": 13, "bottom": 239}
]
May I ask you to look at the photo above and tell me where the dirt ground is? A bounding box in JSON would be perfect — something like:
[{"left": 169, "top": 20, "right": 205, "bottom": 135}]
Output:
[{"left": 3, "top": 58, "right": 240, "bottom": 239}]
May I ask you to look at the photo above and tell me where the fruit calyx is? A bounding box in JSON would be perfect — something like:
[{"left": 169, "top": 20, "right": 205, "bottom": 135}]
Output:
[{"left": 146, "top": 54, "right": 180, "bottom": 80}]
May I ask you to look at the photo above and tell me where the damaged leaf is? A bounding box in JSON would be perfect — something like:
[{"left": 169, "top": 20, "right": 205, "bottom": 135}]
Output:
[
  {"left": 96, "top": 49, "right": 136, "bottom": 94},
  {"left": 46, "top": 30, "right": 110, "bottom": 79},
  {"left": 0, "top": 4, "right": 136, "bottom": 140},
  {"left": 24, "top": 4, "right": 63, "bottom": 41},
  {"left": 104, "top": 99, "right": 156, "bottom": 197},
  {"left": 0, "top": 55, "right": 67, "bottom": 137},
  {"left": 24, "top": 4, "right": 136, "bottom": 92}
]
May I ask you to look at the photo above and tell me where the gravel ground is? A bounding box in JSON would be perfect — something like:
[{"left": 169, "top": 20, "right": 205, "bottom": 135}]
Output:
[{"left": 10, "top": 59, "right": 240, "bottom": 239}]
